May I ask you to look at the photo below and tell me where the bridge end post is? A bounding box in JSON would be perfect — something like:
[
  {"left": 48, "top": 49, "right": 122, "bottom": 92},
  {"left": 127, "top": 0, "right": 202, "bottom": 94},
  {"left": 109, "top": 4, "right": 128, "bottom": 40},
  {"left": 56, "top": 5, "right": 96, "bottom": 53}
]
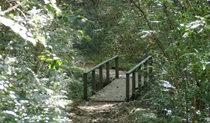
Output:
[
  {"left": 84, "top": 73, "right": 88, "bottom": 100},
  {"left": 115, "top": 57, "right": 119, "bottom": 78},
  {"left": 126, "top": 73, "right": 130, "bottom": 102},
  {"left": 132, "top": 72, "right": 136, "bottom": 100},
  {"left": 99, "top": 66, "right": 103, "bottom": 89},
  {"left": 106, "top": 62, "right": 110, "bottom": 84},
  {"left": 138, "top": 68, "right": 142, "bottom": 91},
  {"left": 92, "top": 70, "right": 96, "bottom": 95},
  {"left": 144, "top": 61, "right": 148, "bottom": 88},
  {"left": 149, "top": 57, "right": 153, "bottom": 82}
]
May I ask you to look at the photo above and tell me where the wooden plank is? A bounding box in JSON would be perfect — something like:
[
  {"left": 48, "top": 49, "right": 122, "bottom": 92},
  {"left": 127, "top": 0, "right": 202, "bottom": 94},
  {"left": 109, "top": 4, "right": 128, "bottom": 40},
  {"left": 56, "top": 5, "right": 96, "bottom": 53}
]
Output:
[{"left": 90, "top": 78, "right": 138, "bottom": 102}]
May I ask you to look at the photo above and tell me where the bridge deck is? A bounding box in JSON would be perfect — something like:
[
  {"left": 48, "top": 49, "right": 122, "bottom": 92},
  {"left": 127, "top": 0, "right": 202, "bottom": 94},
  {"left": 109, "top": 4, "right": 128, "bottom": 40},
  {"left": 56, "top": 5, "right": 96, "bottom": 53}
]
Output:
[{"left": 90, "top": 78, "right": 138, "bottom": 102}]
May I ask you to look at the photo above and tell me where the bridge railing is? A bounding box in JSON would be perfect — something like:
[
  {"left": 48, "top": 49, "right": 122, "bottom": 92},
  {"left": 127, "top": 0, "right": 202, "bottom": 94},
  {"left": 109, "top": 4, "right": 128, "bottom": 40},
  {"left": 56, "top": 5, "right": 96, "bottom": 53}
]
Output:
[
  {"left": 126, "top": 56, "right": 153, "bottom": 101},
  {"left": 84, "top": 56, "right": 119, "bottom": 100}
]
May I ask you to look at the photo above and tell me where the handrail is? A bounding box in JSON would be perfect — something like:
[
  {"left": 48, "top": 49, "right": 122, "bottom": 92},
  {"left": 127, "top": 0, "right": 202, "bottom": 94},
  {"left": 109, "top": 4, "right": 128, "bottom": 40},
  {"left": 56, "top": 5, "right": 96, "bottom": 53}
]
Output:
[
  {"left": 127, "top": 56, "right": 152, "bottom": 74},
  {"left": 126, "top": 56, "right": 153, "bottom": 101},
  {"left": 84, "top": 56, "right": 119, "bottom": 100},
  {"left": 85, "top": 56, "right": 118, "bottom": 74}
]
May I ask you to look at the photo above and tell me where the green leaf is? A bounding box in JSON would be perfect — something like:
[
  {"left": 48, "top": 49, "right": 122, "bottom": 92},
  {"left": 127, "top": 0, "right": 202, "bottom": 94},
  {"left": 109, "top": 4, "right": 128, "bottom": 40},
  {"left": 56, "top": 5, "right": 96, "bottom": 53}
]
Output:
[
  {"left": 55, "top": 59, "right": 62, "bottom": 66},
  {"left": 77, "top": 30, "right": 84, "bottom": 35},
  {"left": 46, "top": 58, "right": 53, "bottom": 61},
  {"left": 85, "top": 35, "right": 92, "bottom": 41},
  {"left": 9, "top": 13, "right": 15, "bottom": 18},
  {"left": 47, "top": 4, "right": 53, "bottom": 11},
  {"left": 49, "top": 59, "right": 62, "bottom": 70},
  {"left": 38, "top": 55, "right": 46, "bottom": 61}
]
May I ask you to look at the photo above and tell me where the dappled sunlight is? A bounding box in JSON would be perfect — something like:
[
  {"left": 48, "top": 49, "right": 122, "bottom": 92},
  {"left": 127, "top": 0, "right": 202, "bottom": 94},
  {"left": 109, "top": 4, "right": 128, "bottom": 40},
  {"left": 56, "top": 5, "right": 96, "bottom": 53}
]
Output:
[
  {"left": 73, "top": 100, "right": 166, "bottom": 123},
  {"left": 0, "top": 16, "right": 37, "bottom": 45},
  {"left": 78, "top": 102, "right": 117, "bottom": 111},
  {"left": 130, "top": 108, "right": 157, "bottom": 119}
]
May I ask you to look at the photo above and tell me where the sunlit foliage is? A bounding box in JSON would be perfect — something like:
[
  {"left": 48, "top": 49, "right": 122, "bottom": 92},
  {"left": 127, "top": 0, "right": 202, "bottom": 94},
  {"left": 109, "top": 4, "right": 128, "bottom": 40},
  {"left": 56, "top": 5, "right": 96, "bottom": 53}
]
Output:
[{"left": 0, "top": 0, "right": 77, "bottom": 122}]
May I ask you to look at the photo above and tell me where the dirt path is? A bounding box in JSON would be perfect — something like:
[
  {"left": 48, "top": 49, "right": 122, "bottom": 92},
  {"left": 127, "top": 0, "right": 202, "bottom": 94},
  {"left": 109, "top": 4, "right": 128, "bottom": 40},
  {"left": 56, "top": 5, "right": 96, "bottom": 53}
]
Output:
[
  {"left": 72, "top": 101, "right": 123, "bottom": 123},
  {"left": 71, "top": 100, "right": 165, "bottom": 123},
  {"left": 72, "top": 101, "right": 133, "bottom": 123}
]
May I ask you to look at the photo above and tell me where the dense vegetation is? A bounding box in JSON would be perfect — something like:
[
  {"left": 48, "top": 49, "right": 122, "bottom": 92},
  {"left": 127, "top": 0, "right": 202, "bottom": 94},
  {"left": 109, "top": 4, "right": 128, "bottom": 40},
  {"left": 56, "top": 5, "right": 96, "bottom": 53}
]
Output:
[{"left": 0, "top": 0, "right": 209, "bottom": 122}]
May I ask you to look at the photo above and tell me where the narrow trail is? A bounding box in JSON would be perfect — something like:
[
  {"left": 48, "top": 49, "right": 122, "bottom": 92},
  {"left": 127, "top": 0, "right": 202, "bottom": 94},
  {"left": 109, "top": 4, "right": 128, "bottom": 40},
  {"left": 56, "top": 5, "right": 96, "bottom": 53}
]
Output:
[
  {"left": 72, "top": 101, "right": 127, "bottom": 123},
  {"left": 71, "top": 100, "right": 162, "bottom": 123},
  {"left": 71, "top": 62, "right": 165, "bottom": 123}
]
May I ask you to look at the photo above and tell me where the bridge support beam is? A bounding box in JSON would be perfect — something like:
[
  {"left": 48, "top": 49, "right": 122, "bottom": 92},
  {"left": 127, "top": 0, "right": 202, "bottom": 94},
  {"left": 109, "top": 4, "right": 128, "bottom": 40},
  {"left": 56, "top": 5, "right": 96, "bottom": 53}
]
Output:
[
  {"left": 132, "top": 72, "right": 136, "bottom": 100},
  {"left": 149, "top": 57, "right": 153, "bottom": 81},
  {"left": 138, "top": 69, "right": 142, "bottom": 91},
  {"left": 126, "top": 73, "right": 130, "bottom": 102},
  {"left": 106, "top": 62, "right": 110, "bottom": 84},
  {"left": 92, "top": 70, "right": 96, "bottom": 95},
  {"left": 84, "top": 73, "right": 88, "bottom": 100},
  {"left": 115, "top": 57, "right": 119, "bottom": 78},
  {"left": 144, "top": 61, "right": 148, "bottom": 87},
  {"left": 99, "top": 66, "right": 103, "bottom": 89}
]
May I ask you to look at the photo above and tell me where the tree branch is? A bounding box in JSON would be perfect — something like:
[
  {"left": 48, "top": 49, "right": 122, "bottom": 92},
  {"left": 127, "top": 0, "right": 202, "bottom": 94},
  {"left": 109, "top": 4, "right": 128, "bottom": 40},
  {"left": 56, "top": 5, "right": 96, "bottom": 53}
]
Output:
[
  {"left": 0, "top": 3, "right": 21, "bottom": 15},
  {"left": 130, "top": 0, "right": 169, "bottom": 61}
]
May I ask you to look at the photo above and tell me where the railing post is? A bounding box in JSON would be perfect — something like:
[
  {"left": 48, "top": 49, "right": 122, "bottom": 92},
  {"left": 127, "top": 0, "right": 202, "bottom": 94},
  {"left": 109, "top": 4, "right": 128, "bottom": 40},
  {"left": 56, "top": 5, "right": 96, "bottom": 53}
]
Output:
[
  {"left": 138, "top": 69, "right": 142, "bottom": 94},
  {"left": 144, "top": 61, "right": 148, "bottom": 87},
  {"left": 84, "top": 73, "right": 88, "bottom": 100},
  {"left": 132, "top": 72, "right": 136, "bottom": 100},
  {"left": 106, "top": 62, "right": 110, "bottom": 84},
  {"left": 115, "top": 57, "right": 119, "bottom": 78},
  {"left": 92, "top": 70, "right": 96, "bottom": 95},
  {"left": 83, "top": 56, "right": 119, "bottom": 101},
  {"left": 149, "top": 57, "right": 153, "bottom": 81},
  {"left": 138, "top": 66, "right": 142, "bottom": 86},
  {"left": 99, "top": 66, "right": 103, "bottom": 89},
  {"left": 126, "top": 73, "right": 130, "bottom": 102}
]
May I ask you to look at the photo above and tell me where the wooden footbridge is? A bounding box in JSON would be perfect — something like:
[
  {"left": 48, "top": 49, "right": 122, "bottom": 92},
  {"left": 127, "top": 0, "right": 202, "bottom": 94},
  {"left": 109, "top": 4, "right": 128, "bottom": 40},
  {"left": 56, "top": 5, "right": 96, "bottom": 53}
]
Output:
[{"left": 84, "top": 56, "right": 153, "bottom": 102}]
